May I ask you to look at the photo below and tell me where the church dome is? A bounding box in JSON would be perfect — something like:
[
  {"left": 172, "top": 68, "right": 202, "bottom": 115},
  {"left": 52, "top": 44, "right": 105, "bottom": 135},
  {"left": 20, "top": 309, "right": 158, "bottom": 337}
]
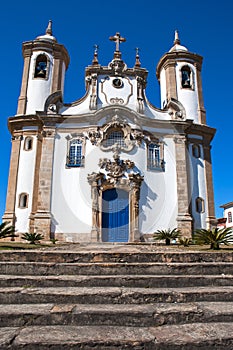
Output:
[
  {"left": 36, "top": 20, "right": 57, "bottom": 42},
  {"left": 169, "top": 30, "right": 188, "bottom": 52}
]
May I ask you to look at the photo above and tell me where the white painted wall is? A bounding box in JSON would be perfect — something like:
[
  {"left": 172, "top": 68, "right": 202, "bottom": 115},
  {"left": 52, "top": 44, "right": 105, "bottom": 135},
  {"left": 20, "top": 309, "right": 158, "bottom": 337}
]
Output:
[
  {"left": 176, "top": 62, "right": 199, "bottom": 123},
  {"left": 51, "top": 125, "right": 178, "bottom": 241},
  {"left": 224, "top": 207, "right": 233, "bottom": 228},
  {"left": 26, "top": 51, "right": 53, "bottom": 114},
  {"left": 188, "top": 142, "right": 207, "bottom": 229},
  {"left": 159, "top": 68, "right": 167, "bottom": 109},
  {"left": 14, "top": 135, "right": 37, "bottom": 233}
]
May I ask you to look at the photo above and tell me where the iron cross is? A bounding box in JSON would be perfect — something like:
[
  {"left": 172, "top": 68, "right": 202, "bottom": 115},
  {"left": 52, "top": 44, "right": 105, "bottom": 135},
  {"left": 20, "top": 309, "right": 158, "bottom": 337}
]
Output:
[{"left": 109, "top": 32, "right": 126, "bottom": 52}]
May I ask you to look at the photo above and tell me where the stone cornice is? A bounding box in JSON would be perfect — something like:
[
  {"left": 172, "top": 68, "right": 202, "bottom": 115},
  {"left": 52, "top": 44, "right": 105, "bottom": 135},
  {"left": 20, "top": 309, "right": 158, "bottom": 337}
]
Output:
[
  {"left": 186, "top": 123, "right": 216, "bottom": 142},
  {"left": 85, "top": 64, "right": 148, "bottom": 81},
  {"left": 8, "top": 115, "right": 43, "bottom": 134},
  {"left": 22, "top": 40, "right": 70, "bottom": 69},
  {"left": 156, "top": 51, "right": 203, "bottom": 80}
]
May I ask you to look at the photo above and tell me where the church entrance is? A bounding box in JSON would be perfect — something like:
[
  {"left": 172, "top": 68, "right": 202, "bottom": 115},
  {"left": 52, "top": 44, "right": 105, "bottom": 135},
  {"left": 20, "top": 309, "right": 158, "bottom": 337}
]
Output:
[{"left": 102, "top": 188, "right": 129, "bottom": 242}]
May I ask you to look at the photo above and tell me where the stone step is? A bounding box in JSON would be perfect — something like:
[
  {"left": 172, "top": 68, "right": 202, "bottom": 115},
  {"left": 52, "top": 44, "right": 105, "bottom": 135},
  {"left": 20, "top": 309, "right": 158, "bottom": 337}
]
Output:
[
  {"left": 1, "top": 323, "right": 233, "bottom": 349},
  {"left": 1, "top": 302, "right": 233, "bottom": 328},
  {"left": 1, "top": 261, "right": 233, "bottom": 275},
  {"left": 0, "top": 274, "right": 233, "bottom": 288},
  {"left": 1, "top": 286, "right": 233, "bottom": 305},
  {"left": 1, "top": 249, "right": 233, "bottom": 263}
]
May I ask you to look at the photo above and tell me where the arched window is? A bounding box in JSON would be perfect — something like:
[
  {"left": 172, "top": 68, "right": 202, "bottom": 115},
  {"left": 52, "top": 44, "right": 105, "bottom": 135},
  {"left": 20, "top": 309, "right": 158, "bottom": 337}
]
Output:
[
  {"left": 34, "top": 54, "right": 48, "bottom": 79},
  {"left": 18, "top": 193, "right": 28, "bottom": 209},
  {"left": 196, "top": 197, "right": 205, "bottom": 213},
  {"left": 24, "top": 137, "right": 33, "bottom": 151},
  {"left": 192, "top": 144, "right": 201, "bottom": 158},
  {"left": 105, "top": 130, "right": 126, "bottom": 148},
  {"left": 147, "top": 143, "right": 164, "bottom": 170},
  {"left": 181, "top": 66, "right": 193, "bottom": 89},
  {"left": 67, "top": 139, "right": 84, "bottom": 167}
]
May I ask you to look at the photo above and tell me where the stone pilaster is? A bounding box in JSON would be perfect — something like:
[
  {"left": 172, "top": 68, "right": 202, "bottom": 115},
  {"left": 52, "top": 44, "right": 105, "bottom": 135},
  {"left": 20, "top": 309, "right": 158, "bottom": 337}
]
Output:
[
  {"left": 203, "top": 141, "right": 216, "bottom": 228},
  {"left": 17, "top": 54, "right": 31, "bottom": 115},
  {"left": 2, "top": 133, "right": 22, "bottom": 225},
  {"left": 164, "top": 61, "right": 177, "bottom": 101},
  {"left": 33, "top": 127, "right": 56, "bottom": 240},
  {"left": 29, "top": 133, "right": 43, "bottom": 233},
  {"left": 174, "top": 135, "right": 192, "bottom": 237},
  {"left": 195, "top": 63, "right": 206, "bottom": 125}
]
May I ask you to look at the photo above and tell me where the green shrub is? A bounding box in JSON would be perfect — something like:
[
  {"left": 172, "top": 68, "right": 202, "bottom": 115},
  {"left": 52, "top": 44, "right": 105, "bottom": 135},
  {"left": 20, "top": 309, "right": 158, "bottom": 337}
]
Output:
[
  {"left": 153, "top": 228, "right": 181, "bottom": 245},
  {"left": 0, "top": 222, "right": 17, "bottom": 240},
  {"left": 194, "top": 227, "right": 233, "bottom": 250},
  {"left": 50, "top": 238, "right": 58, "bottom": 244},
  {"left": 178, "top": 237, "right": 192, "bottom": 247},
  {"left": 22, "top": 232, "right": 44, "bottom": 244}
]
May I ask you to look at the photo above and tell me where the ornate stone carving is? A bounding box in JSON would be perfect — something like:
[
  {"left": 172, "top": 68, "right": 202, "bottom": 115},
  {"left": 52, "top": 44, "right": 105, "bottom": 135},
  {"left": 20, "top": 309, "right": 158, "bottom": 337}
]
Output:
[
  {"left": 87, "top": 129, "right": 101, "bottom": 145},
  {"left": 136, "top": 76, "right": 146, "bottom": 114},
  {"left": 42, "top": 128, "right": 56, "bottom": 138},
  {"left": 108, "top": 59, "right": 127, "bottom": 74},
  {"left": 88, "top": 153, "right": 144, "bottom": 242},
  {"left": 99, "top": 152, "right": 134, "bottom": 182},
  {"left": 131, "top": 129, "right": 144, "bottom": 145}
]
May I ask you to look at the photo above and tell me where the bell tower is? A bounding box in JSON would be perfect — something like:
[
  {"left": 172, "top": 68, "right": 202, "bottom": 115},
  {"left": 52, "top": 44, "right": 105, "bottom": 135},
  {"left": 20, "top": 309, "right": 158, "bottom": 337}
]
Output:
[
  {"left": 17, "top": 21, "right": 69, "bottom": 115},
  {"left": 156, "top": 31, "right": 206, "bottom": 124}
]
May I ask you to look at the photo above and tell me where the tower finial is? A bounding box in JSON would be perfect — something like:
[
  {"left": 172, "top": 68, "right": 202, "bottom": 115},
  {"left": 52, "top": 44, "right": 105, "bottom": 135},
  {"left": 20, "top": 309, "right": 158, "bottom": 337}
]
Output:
[
  {"left": 174, "top": 30, "right": 180, "bottom": 45},
  {"left": 134, "top": 47, "right": 141, "bottom": 68},
  {"left": 92, "top": 44, "right": 99, "bottom": 65},
  {"left": 46, "top": 20, "right": 53, "bottom": 36}
]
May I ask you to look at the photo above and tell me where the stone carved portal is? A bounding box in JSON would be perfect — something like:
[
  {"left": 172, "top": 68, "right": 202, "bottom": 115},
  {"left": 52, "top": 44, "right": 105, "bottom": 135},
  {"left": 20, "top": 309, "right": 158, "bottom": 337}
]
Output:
[{"left": 87, "top": 152, "right": 143, "bottom": 242}]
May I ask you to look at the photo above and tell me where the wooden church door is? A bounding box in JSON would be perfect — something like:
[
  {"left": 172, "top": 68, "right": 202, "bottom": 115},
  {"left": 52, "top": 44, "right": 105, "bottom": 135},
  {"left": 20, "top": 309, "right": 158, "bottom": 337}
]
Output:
[{"left": 102, "top": 188, "right": 129, "bottom": 242}]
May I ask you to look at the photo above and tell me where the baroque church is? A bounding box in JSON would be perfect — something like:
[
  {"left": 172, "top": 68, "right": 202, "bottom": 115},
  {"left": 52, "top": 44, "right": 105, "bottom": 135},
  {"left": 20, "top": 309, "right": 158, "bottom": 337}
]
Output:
[{"left": 3, "top": 22, "right": 216, "bottom": 243}]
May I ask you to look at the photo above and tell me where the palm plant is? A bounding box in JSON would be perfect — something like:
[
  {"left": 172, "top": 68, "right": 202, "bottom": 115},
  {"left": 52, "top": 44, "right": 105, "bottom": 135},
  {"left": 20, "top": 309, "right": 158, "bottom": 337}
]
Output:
[
  {"left": 178, "top": 237, "right": 193, "bottom": 247},
  {"left": 22, "top": 232, "right": 44, "bottom": 245},
  {"left": 153, "top": 228, "right": 181, "bottom": 245},
  {"left": 194, "top": 227, "right": 233, "bottom": 250},
  {"left": 0, "top": 221, "right": 16, "bottom": 240}
]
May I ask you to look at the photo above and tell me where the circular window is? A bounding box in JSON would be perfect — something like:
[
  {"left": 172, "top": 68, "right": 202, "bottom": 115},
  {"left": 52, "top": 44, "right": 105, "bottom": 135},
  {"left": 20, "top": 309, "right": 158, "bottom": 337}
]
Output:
[{"left": 112, "top": 78, "right": 123, "bottom": 88}]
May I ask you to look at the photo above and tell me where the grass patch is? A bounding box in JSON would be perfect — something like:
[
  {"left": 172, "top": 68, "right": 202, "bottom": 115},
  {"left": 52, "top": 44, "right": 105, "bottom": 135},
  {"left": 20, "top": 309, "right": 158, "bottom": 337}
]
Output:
[{"left": 0, "top": 242, "right": 51, "bottom": 250}]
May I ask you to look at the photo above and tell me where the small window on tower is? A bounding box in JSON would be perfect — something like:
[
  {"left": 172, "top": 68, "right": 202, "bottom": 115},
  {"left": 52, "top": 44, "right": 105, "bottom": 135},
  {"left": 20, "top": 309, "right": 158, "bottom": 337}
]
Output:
[
  {"left": 24, "top": 137, "right": 33, "bottom": 151},
  {"left": 181, "top": 66, "right": 193, "bottom": 89},
  {"left": 228, "top": 212, "right": 232, "bottom": 223},
  {"left": 66, "top": 139, "right": 85, "bottom": 167},
  {"left": 18, "top": 193, "right": 28, "bottom": 209},
  {"left": 192, "top": 144, "right": 201, "bottom": 158},
  {"left": 196, "top": 197, "right": 205, "bottom": 213},
  {"left": 34, "top": 54, "right": 48, "bottom": 79}
]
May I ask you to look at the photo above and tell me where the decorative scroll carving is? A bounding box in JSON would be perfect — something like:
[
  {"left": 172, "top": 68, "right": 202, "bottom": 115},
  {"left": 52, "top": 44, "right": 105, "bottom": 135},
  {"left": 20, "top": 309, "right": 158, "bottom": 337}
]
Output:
[
  {"left": 136, "top": 76, "right": 146, "bottom": 114},
  {"left": 89, "top": 74, "right": 98, "bottom": 110},
  {"left": 44, "top": 91, "right": 63, "bottom": 114},
  {"left": 167, "top": 98, "right": 186, "bottom": 120},
  {"left": 110, "top": 97, "right": 124, "bottom": 105},
  {"left": 88, "top": 153, "right": 144, "bottom": 242}
]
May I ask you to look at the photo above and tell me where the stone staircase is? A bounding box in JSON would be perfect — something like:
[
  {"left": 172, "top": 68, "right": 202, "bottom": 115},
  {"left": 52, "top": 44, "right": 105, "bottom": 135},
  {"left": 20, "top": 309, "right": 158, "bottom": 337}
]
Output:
[{"left": 1, "top": 244, "right": 233, "bottom": 349}]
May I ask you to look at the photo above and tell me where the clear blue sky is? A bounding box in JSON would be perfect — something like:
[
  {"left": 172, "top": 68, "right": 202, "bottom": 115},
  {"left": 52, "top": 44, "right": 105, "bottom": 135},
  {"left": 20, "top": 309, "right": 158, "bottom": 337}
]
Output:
[{"left": 1, "top": 0, "right": 232, "bottom": 220}]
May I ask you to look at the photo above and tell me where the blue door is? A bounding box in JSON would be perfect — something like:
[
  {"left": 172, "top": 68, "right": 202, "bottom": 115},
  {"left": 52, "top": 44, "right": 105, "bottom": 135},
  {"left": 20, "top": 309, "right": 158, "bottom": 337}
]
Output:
[{"left": 102, "top": 189, "right": 129, "bottom": 242}]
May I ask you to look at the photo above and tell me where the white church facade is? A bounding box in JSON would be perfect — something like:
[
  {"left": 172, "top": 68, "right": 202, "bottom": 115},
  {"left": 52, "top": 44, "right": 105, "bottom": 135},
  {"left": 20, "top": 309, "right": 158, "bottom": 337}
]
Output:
[{"left": 3, "top": 22, "right": 216, "bottom": 242}]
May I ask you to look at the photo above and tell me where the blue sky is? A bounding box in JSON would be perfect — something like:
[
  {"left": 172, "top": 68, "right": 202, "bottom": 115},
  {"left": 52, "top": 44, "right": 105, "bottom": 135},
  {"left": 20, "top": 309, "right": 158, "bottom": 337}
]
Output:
[{"left": 0, "top": 0, "right": 232, "bottom": 220}]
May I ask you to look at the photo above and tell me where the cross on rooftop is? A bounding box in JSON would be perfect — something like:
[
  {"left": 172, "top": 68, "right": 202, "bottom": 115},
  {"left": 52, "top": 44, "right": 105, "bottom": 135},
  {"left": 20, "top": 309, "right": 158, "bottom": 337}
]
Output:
[{"left": 109, "top": 32, "right": 126, "bottom": 52}]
